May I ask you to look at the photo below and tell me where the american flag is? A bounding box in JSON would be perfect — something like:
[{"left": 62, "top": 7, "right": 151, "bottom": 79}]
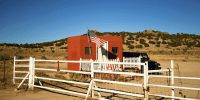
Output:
[{"left": 87, "top": 29, "right": 106, "bottom": 48}]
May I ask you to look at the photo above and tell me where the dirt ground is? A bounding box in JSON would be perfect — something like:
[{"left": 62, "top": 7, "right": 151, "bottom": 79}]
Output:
[{"left": 0, "top": 60, "right": 200, "bottom": 100}]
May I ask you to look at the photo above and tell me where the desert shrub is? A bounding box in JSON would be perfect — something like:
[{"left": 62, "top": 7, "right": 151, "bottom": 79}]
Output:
[
  {"left": 194, "top": 42, "right": 200, "bottom": 47},
  {"left": 125, "top": 40, "right": 131, "bottom": 45},
  {"left": 19, "top": 50, "right": 23, "bottom": 53},
  {"left": 41, "top": 50, "right": 45, "bottom": 52},
  {"left": 50, "top": 47, "right": 54, "bottom": 50},
  {"left": 171, "top": 42, "right": 181, "bottom": 47},
  {"left": 156, "top": 44, "right": 160, "bottom": 47},
  {"left": 41, "top": 56, "right": 47, "bottom": 59},
  {"left": 136, "top": 45, "right": 143, "bottom": 48},
  {"left": 187, "top": 42, "right": 196, "bottom": 47},
  {"left": 0, "top": 44, "right": 4, "bottom": 46},
  {"left": 149, "top": 41, "right": 156, "bottom": 44},
  {"left": 34, "top": 50, "right": 38, "bottom": 52},
  {"left": 128, "top": 45, "right": 134, "bottom": 49},
  {"left": 144, "top": 43, "right": 149, "bottom": 47},
  {"left": 139, "top": 39, "right": 145, "bottom": 44},
  {"left": 52, "top": 50, "right": 55, "bottom": 53},
  {"left": 0, "top": 49, "right": 3, "bottom": 51},
  {"left": 162, "top": 41, "right": 167, "bottom": 44},
  {"left": 0, "top": 54, "right": 10, "bottom": 61},
  {"left": 136, "top": 38, "right": 139, "bottom": 41},
  {"left": 127, "top": 35, "right": 134, "bottom": 40},
  {"left": 60, "top": 47, "right": 67, "bottom": 49},
  {"left": 147, "top": 36, "right": 153, "bottom": 39},
  {"left": 38, "top": 45, "right": 43, "bottom": 48},
  {"left": 155, "top": 37, "right": 159, "bottom": 41},
  {"left": 18, "top": 56, "right": 24, "bottom": 59},
  {"left": 157, "top": 41, "right": 161, "bottom": 44}
]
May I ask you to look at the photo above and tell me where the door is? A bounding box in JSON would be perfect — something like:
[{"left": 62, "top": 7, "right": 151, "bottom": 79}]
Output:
[{"left": 97, "top": 41, "right": 108, "bottom": 61}]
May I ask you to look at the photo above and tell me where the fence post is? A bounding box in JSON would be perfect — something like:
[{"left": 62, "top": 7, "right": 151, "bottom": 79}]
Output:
[
  {"left": 90, "top": 59, "right": 94, "bottom": 98},
  {"left": 80, "top": 58, "right": 82, "bottom": 71},
  {"left": 144, "top": 61, "right": 149, "bottom": 100},
  {"left": 171, "top": 60, "right": 174, "bottom": 100},
  {"left": 29, "top": 57, "right": 34, "bottom": 90},
  {"left": 13, "top": 56, "right": 16, "bottom": 84}
]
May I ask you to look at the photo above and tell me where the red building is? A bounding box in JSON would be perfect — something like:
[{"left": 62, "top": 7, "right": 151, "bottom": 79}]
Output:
[{"left": 67, "top": 35, "right": 123, "bottom": 71}]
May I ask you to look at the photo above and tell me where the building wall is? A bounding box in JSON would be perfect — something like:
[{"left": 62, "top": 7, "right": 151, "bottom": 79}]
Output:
[
  {"left": 67, "top": 36, "right": 123, "bottom": 71},
  {"left": 99, "top": 36, "right": 123, "bottom": 62},
  {"left": 67, "top": 36, "right": 81, "bottom": 71},
  {"left": 80, "top": 36, "right": 96, "bottom": 60}
]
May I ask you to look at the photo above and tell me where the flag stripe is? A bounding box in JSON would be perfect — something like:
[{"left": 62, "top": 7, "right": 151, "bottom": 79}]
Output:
[{"left": 88, "top": 29, "right": 106, "bottom": 48}]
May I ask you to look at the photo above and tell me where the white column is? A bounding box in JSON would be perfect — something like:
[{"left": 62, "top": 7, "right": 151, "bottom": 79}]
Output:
[
  {"left": 80, "top": 58, "right": 82, "bottom": 71},
  {"left": 29, "top": 57, "right": 34, "bottom": 90},
  {"left": 171, "top": 60, "right": 174, "bottom": 100},
  {"left": 13, "top": 56, "right": 16, "bottom": 84},
  {"left": 90, "top": 59, "right": 94, "bottom": 78},
  {"left": 144, "top": 61, "right": 149, "bottom": 100}
]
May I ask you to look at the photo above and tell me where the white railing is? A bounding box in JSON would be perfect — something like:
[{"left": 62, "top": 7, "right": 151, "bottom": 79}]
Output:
[
  {"left": 13, "top": 56, "right": 30, "bottom": 85},
  {"left": 148, "top": 60, "right": 200, "bottom": 100},
  {"left": 123, "top": 57, "right": 141, "bottom": 70},
  {"left": 80, "top": 58, "right": 121, "bottom": 71},
  {"left": 13, "top": 56, "right": 200, "bottom": 100}
]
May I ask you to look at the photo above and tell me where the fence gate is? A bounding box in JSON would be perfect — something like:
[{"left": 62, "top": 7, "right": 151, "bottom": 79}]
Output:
[{"left": 14, "top": 56, "right": 200, "bottom": 100}]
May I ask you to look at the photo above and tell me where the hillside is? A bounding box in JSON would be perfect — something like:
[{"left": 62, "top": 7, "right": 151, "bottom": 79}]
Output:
[{"left": 0, "top": 30, "right": 200, "bottom": 61}]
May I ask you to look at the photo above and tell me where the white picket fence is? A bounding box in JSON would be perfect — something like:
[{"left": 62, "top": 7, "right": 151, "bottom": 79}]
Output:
[
  {"left": 80, "top": 58, "right": 121, "bottom": 72},
  {"left": 13, "top": 56, "right": 200, "bottom": 100},
  {"left": 123, "top": 57, "right": 141, "bottom": 70}
]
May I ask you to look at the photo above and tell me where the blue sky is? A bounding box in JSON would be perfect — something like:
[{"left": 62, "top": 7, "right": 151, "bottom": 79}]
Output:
[{"left": 0, "top": 0, "right": 200, "bottom": 44}]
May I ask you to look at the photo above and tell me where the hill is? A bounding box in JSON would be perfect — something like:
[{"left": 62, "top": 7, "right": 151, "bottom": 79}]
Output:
[{"left": 0, "top": 30, "right": 200, "bottom": 61}]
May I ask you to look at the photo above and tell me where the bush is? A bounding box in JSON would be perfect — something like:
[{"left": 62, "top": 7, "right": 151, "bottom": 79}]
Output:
[
  {"left": 41, "top": 50, "right": 45, "bottom": 52},
  {"left": 18, "top": 56, "right": 24, "bottom": 59},
  {"left": 139, "top": 39, "right": 145, "bottom": 44},
  {"left": 162, "top": 41, "right": 167, "bottom": 44},
  {"left": 0, "top": 49, "right": 3, "bottom": 51},
  {"left": 149, "top": 41, "right": 156, "bottom": 44},
  {"left": 34, "top": 50, "right": 38, "bottom": 52},
  {"left": 60, "top": 47, "right": 67, "bottom": 49},
  {"left": 157, "top": 41, "right": 161, "bottom": 44},
  {"left": 144, "top": 43, "right": 149, "bottom": 47},
  {"left": 52, "top": 50, "right": 55, "bottom": 53},
  {"left": 50, "top": 47, "right": 54, "bottom": 50},
  {"left": 125, "top": 40, "right": 131, "bottom": 45},
  {"left": 156, "top": 44, "right": 160, "bottom": 47},
  {"left": 128, "top": 45, "right": 134, "bottom": 49},
  {"left": 155, "top": 37, "right": 159, "bottom": 41},
  {"left": 38, "top": 45, "right": 43, "bottom": 48},
  {"left": 195, "top": 42, "right": 200, "bottom": 47},
  {"left": 41, "top": 56, "right": 47, "bottom": 59},
  {"left": 0, "top": 54, "right": 10, "bottom": 61},
  {"left": 136, "top": 45, "right": 143, "bottom": 48},
  {"left": 127, "top": 35, "right": 134, "bottom": 40},
  {"left": 147, "top": 36, "right": 153, "bottom": 39}
]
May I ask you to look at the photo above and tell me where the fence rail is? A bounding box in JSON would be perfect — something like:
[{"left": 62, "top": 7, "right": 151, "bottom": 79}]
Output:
[{"left": 13, "top": 56, "right": 200, "bottom": 100}]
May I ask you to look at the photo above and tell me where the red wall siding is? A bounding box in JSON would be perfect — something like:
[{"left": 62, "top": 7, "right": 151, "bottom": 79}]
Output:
[
  {"left": 99, "top": 36, "right": 123, "bottom": 62},
  {"left": 67, "top": 36, "right": 81, "bottom": 71},
  {"left": 80, "top": 37, "right": 96, "bottom": 60},
  {"left": 67, "top": 36, "right": 123, "bottom": 71}
]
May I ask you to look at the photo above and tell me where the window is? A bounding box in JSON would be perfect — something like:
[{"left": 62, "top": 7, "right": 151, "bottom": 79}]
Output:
[
  {"left": 85, "top": 47, "right": 92, "bottom": 55},
  {"left": 112, "top": 47, "right": 118, "bottom": 54}
]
